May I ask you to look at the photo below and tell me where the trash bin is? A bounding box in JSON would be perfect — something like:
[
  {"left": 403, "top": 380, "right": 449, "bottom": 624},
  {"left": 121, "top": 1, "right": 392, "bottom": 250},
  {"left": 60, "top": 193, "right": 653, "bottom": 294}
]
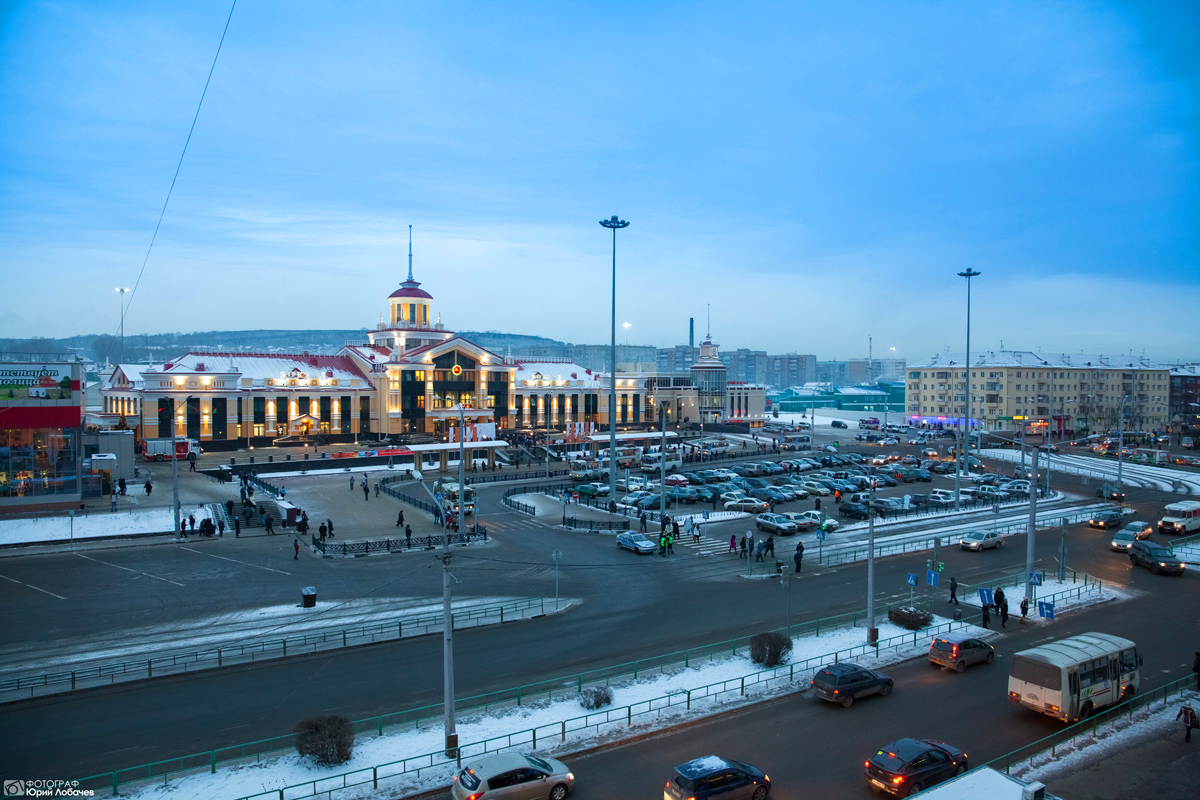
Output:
[
  {"left": 952, "top": 608, "right": 963, "bottom": 621},
  {"left": 301, "top": 586, "right": 317, "bottom": 608},
  {"left": 775, "top": 560, "right": 784, "bottom": 575}
]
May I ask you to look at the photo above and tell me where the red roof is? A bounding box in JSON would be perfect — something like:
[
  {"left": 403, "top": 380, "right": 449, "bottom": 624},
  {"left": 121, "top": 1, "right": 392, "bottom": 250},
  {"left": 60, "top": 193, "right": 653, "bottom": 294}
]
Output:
[{"left": 388, "top": 286, "right": 433, "bottom": 300}]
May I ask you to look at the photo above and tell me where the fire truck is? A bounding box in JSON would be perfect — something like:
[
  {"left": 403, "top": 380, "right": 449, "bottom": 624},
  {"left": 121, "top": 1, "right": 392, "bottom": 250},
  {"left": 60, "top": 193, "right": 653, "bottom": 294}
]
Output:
[{"left": 140, "top": 438, "right": 201, "bottom": 462}]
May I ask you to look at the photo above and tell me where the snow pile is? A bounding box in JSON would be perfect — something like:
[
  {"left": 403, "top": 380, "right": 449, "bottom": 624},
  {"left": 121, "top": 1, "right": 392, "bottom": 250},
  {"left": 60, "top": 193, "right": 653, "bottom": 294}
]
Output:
[
  {"left": 0, "top": 505, "right": 211, "bottom": 546},
  {"left": 1013, "top": 691, "right": 1200, "bottom": 782},
  {"left": 979, "top": 448, "right": 1200, "bottom": 495},
  {"left": 120, "top": 616, "right": 992, "bottom": 800},
  {"left": 956, "top": 577, "right": 1131, "bottom": 619}
]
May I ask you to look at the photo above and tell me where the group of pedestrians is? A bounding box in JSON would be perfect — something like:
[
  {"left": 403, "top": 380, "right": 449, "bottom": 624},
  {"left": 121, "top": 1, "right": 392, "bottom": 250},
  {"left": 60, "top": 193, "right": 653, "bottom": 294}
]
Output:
[{"left": 948, "top": 580, "right": 1030, "bottom": 629}]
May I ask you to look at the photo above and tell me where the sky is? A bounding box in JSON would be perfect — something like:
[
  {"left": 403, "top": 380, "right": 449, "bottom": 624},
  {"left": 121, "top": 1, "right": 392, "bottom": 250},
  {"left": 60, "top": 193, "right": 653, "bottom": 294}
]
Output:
[{"left": 1, "top": 1, "right": 1197, "bottom": 361}]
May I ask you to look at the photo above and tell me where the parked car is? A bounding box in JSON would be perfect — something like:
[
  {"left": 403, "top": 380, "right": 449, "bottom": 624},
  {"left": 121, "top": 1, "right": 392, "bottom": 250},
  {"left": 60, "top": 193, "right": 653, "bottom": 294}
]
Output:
[
  {"left": 839, "top": 502, "right": 871, "bottom": 520},
  {"left": 1128, "top": 540, "right": 1185, "bottom": 575},
  {"left": 623, "top": 490, "right": 654, "bottom": 506},
  {"left": 778, "top": 512, "right": 818, "bottom": 532},
  {"left": 756, "top": 513, "right": 799, "bottom": 535},
  {"left": 832, "top": 420, "right": 848, "bottom": 428},
  {"left": 1088, "top": 510, "right": 1123, "bottom": 529},
  {"left": 1119, "top": 520, "right": 1153, "bottom": 540},
  {"left": 616, "top": 531, "right": 657, "bottom": 554},
  {"left": 666, "top": 486, "right": 699, "bottom": 504},
  {"left": 796, "top": 510, "right": 838, "bottom": 530},
  {"left": 615, "top": 476, "right": 648, "bottom": 492},
  {"left": 692, "top": 485, "right": 718, "bottom": 502},
  {"left": 760, "top": 462, "right": 785, "bottom": 475},
  {"left": 976, "top": 486, "right": 1008, "bottom": 502},
  {"left": 899, "top": 455, "right": 920, "bottom": 466},
  {"left": 664, "top": 756, "right": 771, "bottom": 800},
  {"left": 680, "top": 472, "right": 706, "bottom": 485},
  {"left": 575, "top": 482, "right": 610, "bottom": 498},
  {"left": 635, "top": 493, "right": 676, "bottom": 510},
  {"left": 452, "top": 753, "right": 574, "bottom": 800},
  {"left": 959, "top": 530, "right": 1003, "bottom": 551},
  {"left": 726, "top": 498, "right": 770, "bottom": 513},
  {"left": 921, "top": 448, "right": 939, "bottom": 459},
  {"left": 799, "top": 481, "right": 832, "bottom": 496},
  {"left": 811, "top": 663, "right": 893, "bottom": 708},
  {"left": 863, "top": 738, "right": 968, "bottom": 797},
  {"left": 928, "top": 633, "right": 994, "bottom": 672}
]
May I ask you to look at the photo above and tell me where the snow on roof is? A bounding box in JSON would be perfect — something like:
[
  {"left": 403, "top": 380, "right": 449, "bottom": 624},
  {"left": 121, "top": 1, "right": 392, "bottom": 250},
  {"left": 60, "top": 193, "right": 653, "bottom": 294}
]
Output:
[
  {"left": 907, "top": 767, "right": 1039, "bottom": 799},
  {"left": 1170, "top": 363, "right": 1200, "bottom": 377},
  {"left": 160, "top": 352, "right": 368, "bottom": 383},
  {"left": 909, "top": 350, "right": 1168, "bottom": 370},
  {"left": 836, "top": 386, "right": 887, "bottom": 396},
  {"left": 513, "top": 361, "right": 602, "bottom": 384},
  {"left": 676, "top": 755, "right": 731, "bottom": 777}
]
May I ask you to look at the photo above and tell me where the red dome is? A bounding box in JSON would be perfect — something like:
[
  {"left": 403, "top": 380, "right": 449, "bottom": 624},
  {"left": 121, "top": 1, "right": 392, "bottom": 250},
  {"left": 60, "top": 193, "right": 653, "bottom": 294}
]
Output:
[{"left": 388, "top": 286, "right": 433, "bottom": 300}]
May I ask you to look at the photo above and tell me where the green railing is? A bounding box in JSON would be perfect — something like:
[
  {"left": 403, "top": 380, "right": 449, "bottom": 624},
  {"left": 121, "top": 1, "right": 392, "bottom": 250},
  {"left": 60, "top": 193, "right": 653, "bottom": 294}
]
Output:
[
  {"left": 982, "top": 673, "right": 1197, "bottom": 777},
  {"left": 75, "top": 570, "right": 1105, "bottom": 797}
]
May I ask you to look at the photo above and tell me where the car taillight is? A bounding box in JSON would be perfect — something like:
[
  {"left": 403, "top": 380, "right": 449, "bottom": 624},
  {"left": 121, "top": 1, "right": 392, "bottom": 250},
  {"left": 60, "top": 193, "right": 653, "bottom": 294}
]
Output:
[
  {"left": 1010, "top": 691, "right": 1019, "bottom": 701},
  {"left": 893, "top": 775, "right": 905, "bottom": 784},
  {"left": 952, "top": 645, "right": 957, "bottom": 655},
  {"left": 865, "top": 761, "right": 871, "bottom": 768}
]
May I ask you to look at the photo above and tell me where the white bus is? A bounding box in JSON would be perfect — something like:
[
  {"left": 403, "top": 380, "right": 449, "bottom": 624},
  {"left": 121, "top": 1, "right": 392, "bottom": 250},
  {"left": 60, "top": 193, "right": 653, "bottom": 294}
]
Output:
[
  {"left": 597, "top": 446, "right": 641, "bottom": 469},
  {"left": 1008, "top": 632, "right": 1140, "bottom": 722},
  {"left": 641, "top": 452, "right": 682, "bottom": 474},
  {"left": 1158, "top": 500, "right": 1200, "bottom": 535}
]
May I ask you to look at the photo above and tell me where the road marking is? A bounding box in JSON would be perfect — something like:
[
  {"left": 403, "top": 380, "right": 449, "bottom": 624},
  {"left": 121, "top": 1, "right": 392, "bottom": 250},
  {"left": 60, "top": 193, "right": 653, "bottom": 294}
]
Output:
[
  {"left": 73, "top": 553, "right": 185, "bottom": 586},
  {"left": 0, "top": 573, "right": 67, "bottom": 600},
  {"left": 179, "top": 547, "right": 292, "bottom": 575}
]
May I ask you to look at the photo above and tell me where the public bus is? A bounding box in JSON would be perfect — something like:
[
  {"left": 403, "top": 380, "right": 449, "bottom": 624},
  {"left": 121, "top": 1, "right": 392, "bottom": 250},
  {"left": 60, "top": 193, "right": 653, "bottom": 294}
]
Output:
[
  {"left": 140, "top": 438, "right": 201, "bottom": 462},
  {"left": 858, "top": 418, "right": 881, "bottom": 430},
  {"left": 597, "top": 446, "right": 642, "bottom": 469},
  {"left": 437, "top": 480, "right": 476, "bottom": 516},
  {"left": 641, "top": 452, "right": 682, "bottom": 474},
  {"left": 1158, "top": 500, "right": 1200, "bottom": 535},
  {"left": 779, "top": 433, "right": 812, "bottom": 451},
  {"left": 1008, "top": 632, "right": 1140, "bottom": 722},
  {"left": 1130, "top": 448, "right": 1168, "bottom": 465}
]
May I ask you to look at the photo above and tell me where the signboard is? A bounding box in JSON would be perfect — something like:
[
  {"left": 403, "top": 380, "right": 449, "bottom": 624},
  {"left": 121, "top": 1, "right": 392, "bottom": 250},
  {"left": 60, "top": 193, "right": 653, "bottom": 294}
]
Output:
[
  {"left": 978, "top": 588, "right": 994, "bottom": 606},
  {"left": 816, "top": 529, "right": 825, "bottom": 541},
  {"left": 702, "top": 509, "right": 710, "bottom": 520},
  {"left": 1037, "top": 601, "right": 1055, "bottom": 620},
  {"left": 1028, "top": 572, "right": 1042, "bottom": 586},
  {"left": 926, "top": 570, "right": 939, "bottom": 587},
  {"left": 0, "top": 362, "right": 83, "bottom": 428},
  {"left": 906, "top": 573, "right": 917, "bottom": 587}
]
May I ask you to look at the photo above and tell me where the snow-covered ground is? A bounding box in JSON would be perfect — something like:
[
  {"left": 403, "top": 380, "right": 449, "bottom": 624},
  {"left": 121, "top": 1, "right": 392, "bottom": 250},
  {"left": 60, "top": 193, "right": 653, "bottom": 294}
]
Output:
[
  {"left": 2, "top": 596, "right": 547, "bottom": 677},
  {"left": 953, "top": 577, "right": 1133, "bottom": 619},
  {"left": 0, "top": 504, "right": 211, "bottom": 546},
  {"left": 1012, "top": 690, "right": 1200, "bottom": 783},
  {"left": 119, "top": 614, "right": 997, "bottom": 800},
  {"left": 260, "top": 459, "right": 493, "bottom": 480},
  {"left": 980, "top": 448, "right": 1200, "bottom": 495}
]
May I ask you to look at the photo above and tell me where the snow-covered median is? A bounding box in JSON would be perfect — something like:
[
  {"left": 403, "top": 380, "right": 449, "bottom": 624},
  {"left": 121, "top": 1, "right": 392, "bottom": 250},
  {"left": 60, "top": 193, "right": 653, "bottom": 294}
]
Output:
[
  {"left": 0, "top": 505, "right": 211, "bottom": 546},
  {"left": 118, "top": 616, "right": 994, "bottom": 800}
]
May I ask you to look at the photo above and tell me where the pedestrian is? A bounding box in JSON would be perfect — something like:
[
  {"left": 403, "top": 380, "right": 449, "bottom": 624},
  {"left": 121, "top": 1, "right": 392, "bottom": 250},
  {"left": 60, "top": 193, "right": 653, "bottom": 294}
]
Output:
[
  {"left": 259, "top": 507, "right": 267, "bottom": 526},
  {"left": 145, "top": 479, "right": 153, "bottom": 496},
  {"left": 981, "top": 603, "right": 990, "bottom": 629},
  {"left": 1177, "top": 703, "right": 1198, "bottom": 743},
  {"left": 294, "top": 539, "right": 300, "bottom": 560},
  {"left": 739, "top": 536, "right": 748, "bottom": 558},
  {"left": 729, "top": 534, "right": 737, "bottom": 553},
  {"left": 794, "top": 540, "right": 804, "bottom": 572},
  {"left": 1193, "top": 652, "right": 1200, "bottom": 691},
  {"left": 188, "top": 514, "right": 196, "bottom": 532},
  {"left": 375, "top": 482, "right": 380, "bottom": 497},
  {"left": 1020, "top": 597, "right": 1029, "bottom": 624},
  {"left": 405, "top": 524, "right": 412, "bottom": 547},
  {"left": 766, "top": 535, "right": 774, "bottom": 557},
  {"left": 397, "top": 510, "right": 404, "bottom": 528},
  {"left": 768, "top": 498, "right": 775, "bottom": 513},
  {"left": 661, "top": 516, "right": 668, "bottom": 534},
  {"left": 1000, "top": 597, "right": 1009, "bottom": 628},
  {"left": 754, "top": 541, "right": 764, "bottom": 562},
  {"left": 263, "top": 514, "right": 273, "bottom": 534},
  {"left": 659, "top": 532, "right": 667, "bottom": 557},
  {"left": 319, "top": 523, "right": 327, "bottom": 540},
  {"left": 672, "top": 519, "right": 680, "bottom": 539},
  {"left": 815, "top": 497, "right": 821, "bottom": 512},
  {"left": 949, "top": 577, "right": 959, "bottom": 605},
  {"left": 225, "top": 498, "right": 234, "bottom": 517},
  {"left": 667, "top": 532, "right": 675, "bottom": 554},
  {"left": 712, "top": 493, "right": 718, "bottom": 510},
  {"left": 692, "top": 520, "right": 701, "bottom": 544},
  {"left": 834, "top": 489, "right": 841, "bottom": 504},
  {"left": 217, "top": 518, "right": 225, "bottom": 537},
  {"left": 350, "top": 474, "right": 355, "bottom": 490},
  {"left": 363, "top": 484, "right": 369, "bottom": 501},
  {"left": 240, "top": 485, "right": 247, "bottom": 502},
  {"left": 279, "top": 486, "right": 285, "bottom": 500},
  {"left": 640, "top": 512, "right": 648, "bottom": 533},
  {"left": 188, "top": 452, "right": 197, "bottom": 472},
  {"left": 235, "top": 516, "right": 242, "bottom": 537},
  {"left": 326, "top": 518, "right": 334, "bottom": 538},
  {"left": 746, "top": 529, "right": 755, "bottom": 554},
  {"left": 994, "top": 586, "right": 1006, "bottom": 609},
  {"left": 118, "top": 477, "right": 127, "bottom": 495}
]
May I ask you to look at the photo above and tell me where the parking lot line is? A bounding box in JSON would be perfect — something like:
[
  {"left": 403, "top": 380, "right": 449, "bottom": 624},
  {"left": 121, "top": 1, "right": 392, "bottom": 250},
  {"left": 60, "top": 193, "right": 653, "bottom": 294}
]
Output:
[
  {"left": 178, "top": 547, "right": 291, "bottom": 575},
  {"left": 0, "top": 573, "right": 67, "bottom": 600},
  {"left": 73, "top": 553, "right": 185, "bottom": 587}
]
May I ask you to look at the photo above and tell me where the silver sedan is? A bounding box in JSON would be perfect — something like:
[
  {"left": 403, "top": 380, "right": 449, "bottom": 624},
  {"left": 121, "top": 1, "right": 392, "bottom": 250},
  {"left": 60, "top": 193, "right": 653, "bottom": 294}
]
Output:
[{"left": 959, "top": 530, "right": 1004, "bottom": 551}]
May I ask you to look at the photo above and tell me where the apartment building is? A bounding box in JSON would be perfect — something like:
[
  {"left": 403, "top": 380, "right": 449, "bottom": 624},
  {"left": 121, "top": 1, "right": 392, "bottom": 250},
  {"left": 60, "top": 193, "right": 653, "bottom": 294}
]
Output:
[{"left": 906, "top": 351, "right": 1169, "bottom": 435}]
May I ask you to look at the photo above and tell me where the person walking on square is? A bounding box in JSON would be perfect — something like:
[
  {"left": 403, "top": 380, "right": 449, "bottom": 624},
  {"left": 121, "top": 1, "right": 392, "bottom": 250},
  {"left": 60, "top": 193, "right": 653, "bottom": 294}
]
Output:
[
  {"left": 294, "top": 539, "right": 300, "bottom": 560},
  {"left": 765, "top": 535, "right": 774, "bottom": 557},
  {"left": 729, "top": 534, "right": 737, "bottom": 553},
  {"left": 640, "top": 512, "right": 648, "bottom": 532},
  {"left": 350, "top": 474, "right": 355, "bottom": 490},
  {"left": 794, "top": 540, "right": 804, "bottom": 572},
  {"left": 405, "top": 524, "right": 412, "bottom": 547},
  {"left": 999, "top": 596, "right": 1010, "bottom": 628},
  {"left": 263, "top": 514, "right": 273, "bottom": 535},
  {"left": 949, "top": 577, "right": 959, "bottom": 605},
  {"left": 326, "top": 519, "right": 334, "bottom": 538},
  {"left": 667, "top": 532, "right": 675, "bottom": 554},
  {"left": 981, "top": 603, "right": 990, "bottom": 629},
  {"left": 739, "top": 535, "right": 748, "bottom": 558},
  {"left": 363, "top": 484, "right": 369, "bottom": 501},
  {"left": 1020, "top": 596, "right": 1029, "bottom": 624},
  {"left": 319, "top": 522, "right": 327, "bottom": 541},
  {"left": 235, "top": 516, "right": 242, "bottom": 537},
  {"left": 217, "top": 518, "right": 225, "bottom": 537},
  {"left": 1177, "top": 703, "right": 1197, "bottom": 743},
  {"left": 397, "top": 510, "right": 404, "bottom": 528}
]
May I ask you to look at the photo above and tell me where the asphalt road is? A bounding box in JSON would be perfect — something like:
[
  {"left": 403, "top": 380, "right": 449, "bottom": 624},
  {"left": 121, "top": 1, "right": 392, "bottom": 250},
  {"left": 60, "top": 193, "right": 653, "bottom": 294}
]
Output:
[{"left": 0, "top": 440, "right": 1192, "bottom": 785}]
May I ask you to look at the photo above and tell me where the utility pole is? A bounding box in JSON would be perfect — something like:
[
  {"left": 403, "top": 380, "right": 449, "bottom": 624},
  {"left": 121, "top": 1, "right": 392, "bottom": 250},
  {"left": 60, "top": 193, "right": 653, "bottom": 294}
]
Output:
[
  {"left": 866, "top": 476, "right": 877, "bottom": 644},
  {"left": 600, "top": 215, "right": 629, "bottom": 501},
  {"left": 659, "top": 399, "right": 669, "bottom": 519},
  {"left": 780, "top": 564, "right": 792, "bottom": 639},
  {"left": 1117, "top": 395, "right": 1128, "bottom": 491},
  {"left": 1058, "top": 517, "right": 1068, "bottom": 583},
  {"left": 1024, "top": 446, "right": 1039, "bottom": 604},
  {"left": 171, "top": 402, "right": 181, "bottom": 537}
]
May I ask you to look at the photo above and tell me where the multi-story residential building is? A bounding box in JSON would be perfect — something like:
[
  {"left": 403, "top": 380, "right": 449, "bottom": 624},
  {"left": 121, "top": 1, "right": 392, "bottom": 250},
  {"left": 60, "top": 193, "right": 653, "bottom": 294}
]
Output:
[
  {"left": 905, "top": 351, "right": 1170, "bottom": 436},
  {"left": 847, "top": 357, "right": 906, "bottom": 384},
  {"left": 656, "top": 344, "right": 698, "bottom": 373},
  {"left": 1169, "top": 364, "right": 1200, "bottom": 437},
  {"left": 817, "top": 361, "right": 848, "bottom": 385},
  {"left": 720, "top": 348, "right": 769, "bottom": 385},
  {"left": 765, "top": 353, "right": 817, "bottom": 389}
]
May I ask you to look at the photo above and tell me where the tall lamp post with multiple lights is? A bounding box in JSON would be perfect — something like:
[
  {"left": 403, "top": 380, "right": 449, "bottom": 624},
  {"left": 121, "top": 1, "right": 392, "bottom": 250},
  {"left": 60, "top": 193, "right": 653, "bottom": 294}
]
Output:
[
  {"left": 600, "top": 216, "right": 629, "bottom": 498},
  {"left": 954, "top": 268, "right": 980, "bottom": 510},
  {"left": 115, "top": 287, "right": 130, "bottom": 365}
]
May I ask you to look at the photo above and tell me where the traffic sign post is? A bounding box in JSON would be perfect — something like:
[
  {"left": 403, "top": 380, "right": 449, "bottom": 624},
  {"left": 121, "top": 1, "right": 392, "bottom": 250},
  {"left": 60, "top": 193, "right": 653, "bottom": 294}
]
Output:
[
  {"left": 926, "top": 570, "right": 939, "bottom": 587},
  {"left": 907, "top": 572, "right": 916, "bottom": 604},
  {"left": 1037, "top": 600, "right": 1054, "bottom": 620},
  {"left": 552, "top": 550, "right": 562, "bottom": 608},
  {"left": 978, "top": 588, "right": 994, "bottom": 607},
  {"left": 702, "top": 509, "right": 710, "bottom": 520}
]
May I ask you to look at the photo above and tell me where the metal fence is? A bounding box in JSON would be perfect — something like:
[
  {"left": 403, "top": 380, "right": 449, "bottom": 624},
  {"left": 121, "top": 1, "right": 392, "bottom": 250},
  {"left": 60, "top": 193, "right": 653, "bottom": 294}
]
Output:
[
  {"left": 501, "top": 486, "right": 538, "bottom": 516},
  {"left": 311, "top": 530, "right": 487, "bottom": 556},
  {"left": 1, "top": 596, "right": 551, "bottom": 702},
  {"left": 562, "top": 516, "right": 629, "bottom": 532},
  {"left": 378, "top": 478, "right": 438, "bottom": 513}
]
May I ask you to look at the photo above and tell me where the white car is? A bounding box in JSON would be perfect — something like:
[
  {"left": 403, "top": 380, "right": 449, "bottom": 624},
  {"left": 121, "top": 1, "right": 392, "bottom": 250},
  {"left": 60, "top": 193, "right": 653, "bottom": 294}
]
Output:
[
  {"left": 585, "top": 482, "right": 611, "bottom": 496},
  {"left": 726, "top": 498, "right": 769, "bottom": 512},
  {"left": 719, "top": 490, "right": 747, "bottom": 503},
  {"left": 799, "top": 482, "right": 832, "bottom": 496},
  {"left": 615, "top": 477, "right": 648, "bottom": 492},
  {"left": 960, "top": 530, "right": 1004, "bottom": 551},
  {"left": 756, "top": 513, "right": 799, "bottom": 534},
  {"left": 796, "top": 509, "right": 838, "bottom": 530},
  {"left": 623, "top": 490, "right": 655, "bottom": 506},
  {"left": 879, "top": 437, "right": 899, "bottom": 446}
]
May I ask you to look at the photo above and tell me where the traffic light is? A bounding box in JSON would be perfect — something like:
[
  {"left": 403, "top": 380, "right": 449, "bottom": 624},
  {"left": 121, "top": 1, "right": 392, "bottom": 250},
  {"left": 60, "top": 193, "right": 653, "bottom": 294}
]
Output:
[{"left": 937, "top": 561, "right": 945, "bottom": 572}]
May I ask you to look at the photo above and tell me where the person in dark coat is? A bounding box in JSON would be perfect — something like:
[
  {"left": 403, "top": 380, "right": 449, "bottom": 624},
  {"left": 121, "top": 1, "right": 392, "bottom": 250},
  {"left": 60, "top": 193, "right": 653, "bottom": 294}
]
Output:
[
  {"left": 1020, "top": 596, "right": 1029, "bottom": 624},
  {"left": 225, "top": 499, "right": 234, "bottom": 517},
  {"left": 217, "top": 519, "right": 225, "bottom": 537},
  {"left": 234, "top": 516, "right": 242, "bottom": 537},
  {"left": 405, "top": 524, "right": 412, "bottom": 547},
  {"left": 815, "top": 497, "right": 821, "bottom": 512},
  {"left": 739, "top": 536, "right": 748, "bottom": 558},
  {"left": 326, "top": 519, "right": 334, "bottom": 538},
  {"left": 981, "top": 604, "right": 990, "bottom": 629},
  {"left": 294, "top": 539, "right": 300, "bottom": 559},
  {"left": 319, "top": 523, "right": 327, "bottom": 541},
  {"left": 993, "top": 586, "right": 1006, "bottom": 609},
  {"left": 999, "top": 597, "right": 1009, "bottom": 628},
  {"left": 949, "top": 577, "right": 959, "bottom": 605},
  {"left": 264, "top": 514, "right": 273, "bottom": 534},
  {"left": 397, "top": 510, "right": 404, "bottom": 527},
  {"left": 794, "top": 540, "right": 804, "bottom": 572},
  {"left": 765, "top": 535, "right": 775, "bottom": 557},
  {"left": 640, "top": 512, "right": 648, "bottom": 532},
  {"left": 145, "top": 480, "right": 153, "bottom": 496},
  {"left": 363, "top": 484, "right": 369, "bottom": 501}
]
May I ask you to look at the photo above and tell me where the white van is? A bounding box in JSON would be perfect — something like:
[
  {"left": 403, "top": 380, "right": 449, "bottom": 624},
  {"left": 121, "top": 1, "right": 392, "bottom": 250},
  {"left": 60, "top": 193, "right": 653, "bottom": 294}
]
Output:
[
  {"left": 929, "top": 489, "right": 958, "bottom": 507},
  {"left": 1158, "top": 501, "right": 1200, "bottom": 535}
]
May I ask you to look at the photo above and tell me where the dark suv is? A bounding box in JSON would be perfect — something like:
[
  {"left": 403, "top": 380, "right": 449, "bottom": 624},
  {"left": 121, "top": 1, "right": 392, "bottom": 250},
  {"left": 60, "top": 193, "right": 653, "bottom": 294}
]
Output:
[
  {"left": 1129, "top": 540, "right": 1185, "bottom": 576},
  {"left": 864, "top": 738, "right": 968, "bottom": 796},
  {"left": 664, "top": 756, "right": 771, "bottom": 800},
  {"left": 811, "top": 663, "right": 893, "bottom": 708},
  {"left": 839, "top": 502, "right": 871, "bottom": 520}
]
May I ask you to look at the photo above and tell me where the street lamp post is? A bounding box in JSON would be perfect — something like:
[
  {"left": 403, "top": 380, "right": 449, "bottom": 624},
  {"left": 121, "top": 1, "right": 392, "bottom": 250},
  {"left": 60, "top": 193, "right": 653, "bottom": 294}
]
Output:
[
  {"left": 955, "top": 268, "right": 980, "bottom": 510},
  {"left": 115, "top": 287, "right": 130, "bottom": 364},
  {"left": 658, "top": 399, "right": 669, "bottom": 519},
  {"left": 866, "top": 475, "right": 877, "bottom": 644},
  {"left": 600, "top": 216, "right": 629, "bottom": 500},
  {"left": 1117, "top": 395, "right": 1128, "bottom": 490}
]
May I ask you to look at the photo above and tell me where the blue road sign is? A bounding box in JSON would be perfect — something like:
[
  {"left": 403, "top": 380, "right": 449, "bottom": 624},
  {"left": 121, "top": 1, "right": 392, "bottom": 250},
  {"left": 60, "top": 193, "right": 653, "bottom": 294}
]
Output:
[
  {"left": 978, "top": 588, "right": 994, "bottom": 606},
  {"left": 906, "top": 573, "right": 917, "bottom": 587},
  {"left": 702, "top": 509, "right": 710, "bottom": 520},
  {"left": 926, "top": 570, "right": 939, "bottom": 587},
  {"left": 1037, "top": 601, "right": 1055, "bottom": 620},
  {"left": 435, "top": 492, "right": 445, "bottom": 503},
  {"left": 1028, "top": 572, "right": 1043, "bottom": 586},
  {"left": 816, "top": 529, "right": 826, "bottom": 541}
]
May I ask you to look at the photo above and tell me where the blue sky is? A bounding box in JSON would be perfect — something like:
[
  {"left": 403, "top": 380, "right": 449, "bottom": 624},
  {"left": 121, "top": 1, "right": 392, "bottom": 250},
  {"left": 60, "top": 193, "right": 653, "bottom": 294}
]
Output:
[{"left": 1, "top": 1, "right": 1197, "bottom": 360}]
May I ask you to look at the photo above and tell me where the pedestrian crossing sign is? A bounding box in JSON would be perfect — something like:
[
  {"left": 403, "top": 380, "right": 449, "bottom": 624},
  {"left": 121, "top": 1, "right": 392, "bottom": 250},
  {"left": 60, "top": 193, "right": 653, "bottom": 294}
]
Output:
[
  {"left": 1028, "top": 572, "right": 1042, "bottom": 586},
  {"left": 906, "top": 573, "right": 916, "bottom": 587},
  {"left": 816, "top": 529, "right": 825, "bottom": 541},
  {"left": 702, "top": 509, "right": 710, "bottom": 520}
]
